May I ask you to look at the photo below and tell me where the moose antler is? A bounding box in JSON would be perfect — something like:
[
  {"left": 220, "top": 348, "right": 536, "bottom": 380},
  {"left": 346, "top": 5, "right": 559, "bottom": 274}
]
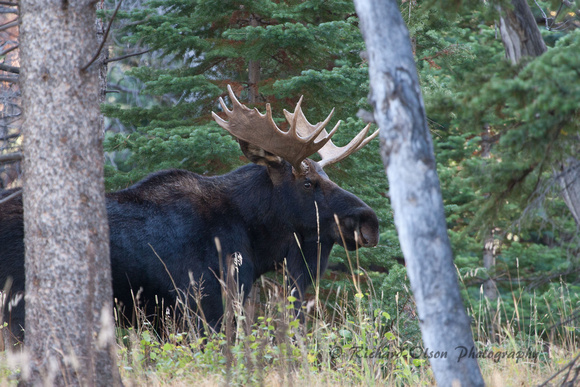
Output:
[
  {"left": 284, "top": 107, "right": 379, "bottom": 168},
  {"left": 212, "top": 85, "right": 340, "bottom": 173}
]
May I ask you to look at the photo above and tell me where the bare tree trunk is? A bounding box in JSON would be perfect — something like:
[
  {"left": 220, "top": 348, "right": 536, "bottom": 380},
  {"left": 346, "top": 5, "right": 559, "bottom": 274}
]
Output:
[
  {"left": 483, "top": 232, "right": 499, "bottom": 300},
  {"left": 353, "top": 0, "right": 484, "bottom": 386},
  {"left": 0, "top": 0, "right": 22, "bottom": 189},
  {"left": 559, "top": 157, "right": 580, "bottom": 226},
  {"left": 481, "top": 128, "right": 499, "bottom": 307},
  {"left": 483, "top": 230, "right": 499, "bottom": 341},
  {"left": 498, "top": 0, "right": 547, "bottom": 63},
  {"left": 19, "top": 0, "right": 119, "bottom": 385},
  {"left": 94, "top": 1, "right": 123, "bottom": 385}
]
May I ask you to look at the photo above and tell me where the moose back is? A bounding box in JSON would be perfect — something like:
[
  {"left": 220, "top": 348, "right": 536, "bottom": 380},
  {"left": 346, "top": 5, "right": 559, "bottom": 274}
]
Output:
[{"left": 0, "top": 86, "right": 379, "bottom": 341}]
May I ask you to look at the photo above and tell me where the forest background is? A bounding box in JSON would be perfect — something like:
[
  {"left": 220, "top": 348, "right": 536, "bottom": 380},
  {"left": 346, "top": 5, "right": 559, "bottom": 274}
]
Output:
[
  {"left": 100, "top": 0, "right": 580, "bottom": 340},
  {"left": 0, "top": 0, "right": 579, "bottom": 384}
]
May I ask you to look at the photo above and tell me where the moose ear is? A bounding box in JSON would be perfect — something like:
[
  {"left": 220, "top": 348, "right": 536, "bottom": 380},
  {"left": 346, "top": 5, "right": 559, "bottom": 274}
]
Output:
[
  {"left": 238, "top": 140, "right": 283, "bottom": 167},
  {"left": 238, "top": 140, "right": 288, "bottom": 184}
]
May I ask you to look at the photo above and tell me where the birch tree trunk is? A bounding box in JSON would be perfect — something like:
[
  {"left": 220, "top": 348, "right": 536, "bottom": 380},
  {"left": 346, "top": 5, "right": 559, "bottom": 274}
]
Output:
[
  {"left": 353, "top": 0, "right": 484, "bottom": 385},
  {"left": 19, "top": 0, "right": 119, "bottom": 385}
]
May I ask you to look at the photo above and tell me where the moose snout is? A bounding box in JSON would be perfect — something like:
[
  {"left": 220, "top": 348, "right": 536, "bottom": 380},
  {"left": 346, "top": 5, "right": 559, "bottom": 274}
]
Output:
[
  {"left": 358, "top": 221, "right": 379, "bottom": 247},
  {"left": 356, "top": 209, "right": 380, "bottom": 247},
  {"left": 337, "top": 207, "right": 379, "bottom": 250}
]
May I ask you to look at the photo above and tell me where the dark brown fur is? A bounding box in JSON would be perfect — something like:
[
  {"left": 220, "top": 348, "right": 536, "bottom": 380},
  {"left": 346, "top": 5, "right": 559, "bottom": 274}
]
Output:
[{"left": 1, "top": 154, "right": 379, "bottom": 340}]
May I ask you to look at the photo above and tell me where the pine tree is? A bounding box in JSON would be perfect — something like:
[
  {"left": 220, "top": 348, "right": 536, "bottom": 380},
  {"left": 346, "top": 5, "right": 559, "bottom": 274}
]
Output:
[
  {"left": 103, "top": 0, "right": 397, "bottom": 270},
  {"left": 413, "top": 0, "right": 580, "bottom": 329}
]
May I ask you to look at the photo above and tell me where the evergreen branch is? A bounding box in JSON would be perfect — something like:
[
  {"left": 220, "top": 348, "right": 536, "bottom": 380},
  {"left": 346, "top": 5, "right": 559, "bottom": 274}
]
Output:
[
  {"left": 0, "top": 62, "right": 19, "bottom": 74},
  {"left": 0, "top": 189, "right": 21, "bottom": 205},
  {"left": 81, "top": 0, "right": 124, "bottom": 72},
  {"left": 504, "top": 164, "right": 537, "bottom": 198},
  {"left": 0, "top": 152, "right": 22, "bottom": 163},
  {"left": 523, "top": 124, "right": 562, "bottom": 206},
  {"left": 184, "top": 57, "right": 228, "bottom": 78},
  {"left": 122, "top": 17, "right": 151, "bottom": 28},
  {"left": 105, "top": 49, "right": 151, "bottom": 63}
]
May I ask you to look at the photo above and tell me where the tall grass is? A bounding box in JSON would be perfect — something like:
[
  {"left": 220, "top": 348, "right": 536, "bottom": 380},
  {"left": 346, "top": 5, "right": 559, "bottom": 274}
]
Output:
[
  {"left": 110, "top": 251, "right": 578, "bottom": 386},
  {"left": 1, "top": 253, "right": 578, "bottom": 386}
]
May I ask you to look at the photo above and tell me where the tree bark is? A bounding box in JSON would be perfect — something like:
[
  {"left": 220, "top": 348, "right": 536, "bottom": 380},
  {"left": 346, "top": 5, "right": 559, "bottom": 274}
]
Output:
[
  {"left": 483, "top": 230, "right": 499, "bottom": 342},
  {"left": 353, "top": 0, "right": 485, "bottom": 386},
  {"left": 498, "top": 0, "right": 547, "bottom": 63},
  {"left": 19, "top": 0, "right": 119, "bottom": 385},
  {"left": 481, "top": 128, "right": 499, "bottom": 308},
  {"left": 248, "top": 14, "right": 261, "bottom": 104},
  {"left": 559, "top": 157, "right": 580, "bottom": 226},
  {"left": 483, "top": 231, "right": 498, "bottom": 300},
  {"left": 0, "top": 0, "right": 22, "bottom": 189}
]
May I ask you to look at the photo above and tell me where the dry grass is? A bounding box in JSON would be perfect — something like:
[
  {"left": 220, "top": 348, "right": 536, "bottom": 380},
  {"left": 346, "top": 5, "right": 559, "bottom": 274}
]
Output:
[{"left": 1, "top": 260, "right": 578, "bottom": 386}]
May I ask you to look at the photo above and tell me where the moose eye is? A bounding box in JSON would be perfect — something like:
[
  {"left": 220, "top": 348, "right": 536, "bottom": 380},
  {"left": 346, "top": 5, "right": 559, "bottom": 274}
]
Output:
[{"left": 304, "top": 181, "right": 312, "bottom": 189}]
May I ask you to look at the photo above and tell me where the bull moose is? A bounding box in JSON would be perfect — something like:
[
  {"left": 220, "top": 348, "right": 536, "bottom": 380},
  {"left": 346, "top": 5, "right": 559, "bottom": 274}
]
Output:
[{"left": 0, "top": 86, "right": 379, "bottom": 341}]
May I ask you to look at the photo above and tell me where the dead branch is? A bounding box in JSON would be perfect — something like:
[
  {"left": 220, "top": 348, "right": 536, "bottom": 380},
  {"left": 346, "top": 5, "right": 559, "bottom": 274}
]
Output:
[
  {"left": 0, "top": 63, "right": 19, "bottom": 74},
  {"left": 0, "top": 133, "right": 19, "bottom": 141},
  {"left": 105, "top": 49, "right": 151, "bottom": 63},
  {"left": 81, "top": 0, "right": 123, "bottom": 72},
  {"left": 0, "top": 152, "right": 22, "bottom": 163},
  {"left": 0, "top": 188, "right": 21, "bottom": 204},
  {"left": 0, "top": 75, "right": 18, "bottom": 82},
  {"left": 0, "top": 43, "right": 18, "bottom": 56},
  {"left": 538, "top": 352, "right": 580, "bottom": 387},
  {"left": 0, "top": 6, "right": 18, "bottom": 13},
  {"left": 0, "top": 19, "right": 17, "bottom": 31}
]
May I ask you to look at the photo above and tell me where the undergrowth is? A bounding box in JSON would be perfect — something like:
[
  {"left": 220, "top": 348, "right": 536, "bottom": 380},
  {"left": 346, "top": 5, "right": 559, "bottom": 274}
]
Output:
[
  {"left": 109, "top": 263, "right": 578, "bottom": 387},
  {"left": 1, "top": 262, "right": 578, "bottom": 386}
]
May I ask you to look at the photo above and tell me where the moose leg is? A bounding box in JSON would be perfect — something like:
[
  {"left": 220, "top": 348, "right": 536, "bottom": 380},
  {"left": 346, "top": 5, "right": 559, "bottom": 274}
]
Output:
[
  {"left": 2, "top": 299, "right": 25, "bottom": 345},
  {"left": 1, "top": 276, "right": 25, "bottom": 344},
  {"left": 285, "top": 241, "right": 332, "bottom": 320}
]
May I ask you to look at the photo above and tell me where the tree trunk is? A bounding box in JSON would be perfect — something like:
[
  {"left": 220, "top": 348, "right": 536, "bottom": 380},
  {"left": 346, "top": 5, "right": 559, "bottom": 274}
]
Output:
[
  {"left": 481, "top": 127, "right": 499, "bottom": 307},
  {"left": 483, "top": 230, "right": 499, "bottom": 342},
  {"left": 559, "top": 157, "right": 580, "bottom": 226},
  {"left": 19, "top": 0, "right": 119, "bottom": 385},
  {"left": 353, "top": 0, "right": 485, "bottom": 386},
  {"left": 0, "top": 0, "right": 22, "bottom": 190},
  {"left": 248, "top": 14, "right": 261, "bottom": 104},
  {"left": 498, "top": 0, "right": 547, "bottom": 63},
  {"left": 483, "top": 231, "right": 499, "bottom": 300}
]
